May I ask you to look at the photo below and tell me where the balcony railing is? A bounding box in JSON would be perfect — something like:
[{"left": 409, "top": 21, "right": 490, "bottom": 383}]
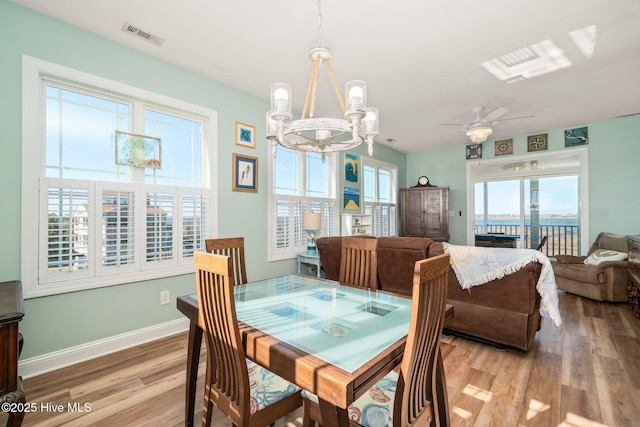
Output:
[{"left": 474, "top": 224, "right": 580, "bottom": 256}]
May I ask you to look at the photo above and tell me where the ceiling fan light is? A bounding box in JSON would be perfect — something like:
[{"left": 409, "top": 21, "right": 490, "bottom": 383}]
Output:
[{"left": 466, "top": 126, "right": 493, "bottom": 143}]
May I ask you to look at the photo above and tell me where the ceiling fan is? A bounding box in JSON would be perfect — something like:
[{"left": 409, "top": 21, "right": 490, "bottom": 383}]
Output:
[{"left": 440, "top": 107, "right": 533, "bottom": 142}]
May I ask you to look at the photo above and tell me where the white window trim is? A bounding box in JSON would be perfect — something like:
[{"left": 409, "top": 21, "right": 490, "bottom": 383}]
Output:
[
  {"left": 465, "top": 147, "right": 589, "bottom": 253},
  {"left": 21, "top": 55, "right": 218, "bottom": 298}
]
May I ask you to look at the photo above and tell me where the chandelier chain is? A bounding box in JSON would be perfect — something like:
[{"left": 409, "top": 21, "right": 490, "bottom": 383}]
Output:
[{"left": 315, "top": 0, "right": 324, "bottom": 46}]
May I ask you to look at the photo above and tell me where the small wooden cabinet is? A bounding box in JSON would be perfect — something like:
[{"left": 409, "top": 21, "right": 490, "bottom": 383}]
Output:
[
  {"left": 1, "top": 281, "right": 26, "bottom": 427},
  {"left": 399, "top": 187, "right": 450, "bottom": 241},
  {"left": 628, "top": 235, "right": 640, "bottom": 319}
]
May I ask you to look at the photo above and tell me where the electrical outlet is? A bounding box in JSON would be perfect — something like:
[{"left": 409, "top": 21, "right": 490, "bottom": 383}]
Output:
[{"left": 160, "top": 290, "right": 170, "bottom": 305}]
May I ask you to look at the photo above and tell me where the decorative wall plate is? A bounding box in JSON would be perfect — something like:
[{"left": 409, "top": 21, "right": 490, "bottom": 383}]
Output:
[
  {"left": 495, "top": 139, "right": 513, "bottom": 156},
  {"left": 466, "top": 143, "right": 482, "bottom": 159},
  {"left": 527, "top": 134, "right": 548, "bottom": 151}
]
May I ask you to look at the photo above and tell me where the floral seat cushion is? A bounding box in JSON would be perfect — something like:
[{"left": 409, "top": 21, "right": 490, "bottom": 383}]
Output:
[
  {"left": 301, "top": 370, "right": 399, "bottom": 427},
  {"left": 246, "top": 359, "right": 301, "bottom": 414}
]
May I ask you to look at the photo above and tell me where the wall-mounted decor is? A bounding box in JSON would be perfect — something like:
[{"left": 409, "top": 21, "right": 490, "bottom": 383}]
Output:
[
  {"left": 344, "top": 153, "right": 358, "bottom": 183},
  {"left": 466, "top": 143, "right": 482, "bottom": 159},
  {"left": 235, "top": 122, "right": 256, "bottom": 148},
  {"left": 115, "top": 131, "right": 162, "bottom": 168},
  {"left": 232, "top": 153, "right": 258, "bottom": 192},
  {"left": 495, "top": 139, "right": 513, "bottom": 156},
  {"left": 343, "top": 186, "right": 360, "bottom": 210},
  {"left": 565, "top": 126, "right": 588, "bottom": 147},
  {"left": 527, "top": 133, "right": 548, "bottom": 152}
]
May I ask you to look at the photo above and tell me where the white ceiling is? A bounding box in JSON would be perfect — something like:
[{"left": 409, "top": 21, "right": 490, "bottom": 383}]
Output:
[{"left": 11, "top": 0, "right": 640, "bottom": 153}]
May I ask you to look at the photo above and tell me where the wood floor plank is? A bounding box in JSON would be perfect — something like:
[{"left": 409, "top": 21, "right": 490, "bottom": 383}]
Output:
[
  {"left": 562, "top": 332, "right": 596, "bottom": 392},
  {"left": 3, "top": 292, "right": 639, "bottom": 427},
  {"left": 559, "top": 384, "right": 604, "bottom": 426},
  {"left": 517, "top": 349, "right": 562, "bottom": 426}
]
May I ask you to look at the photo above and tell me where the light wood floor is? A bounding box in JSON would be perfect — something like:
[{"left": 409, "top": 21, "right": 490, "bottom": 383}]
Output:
[{"left": 3, "top": 291, "right": 640, "bottom": 427}]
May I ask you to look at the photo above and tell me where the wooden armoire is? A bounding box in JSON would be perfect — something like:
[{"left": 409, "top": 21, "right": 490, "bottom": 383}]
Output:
[{"left": 399, "top": 186, "right": 450, "bottom": 241}]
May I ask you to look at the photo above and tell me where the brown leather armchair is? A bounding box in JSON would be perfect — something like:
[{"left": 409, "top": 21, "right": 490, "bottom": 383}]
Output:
[{"left": 553, "top": 232, "right": 629, "bottom": 302}]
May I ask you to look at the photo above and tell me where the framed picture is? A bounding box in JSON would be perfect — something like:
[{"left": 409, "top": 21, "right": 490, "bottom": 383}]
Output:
[
  {"left": 495, "top": 139, "right": 513, "bottom": 156},
  {"left": 232, "top": 153, "right": 258, "bottom": 192},
  {"left": 466, "top": 143, "right": 482, "bottom": 159},
  {"left": 527, "top": 133, "right": 548, "bottom": 152},
  {"left": 565, "top": 126, "right": 588, "bottom": 147},
  {"left": 343, "top": 186, "right": 360, "bottom": 210},
  {"left": 235, "top": 122, "right": 256, "bottom": 148},
  {"left": 344, "top": 153, "right": 358, "bottom": 183},
  {"left": 115, "top": 131, "right": 162, "bottom": 168}
]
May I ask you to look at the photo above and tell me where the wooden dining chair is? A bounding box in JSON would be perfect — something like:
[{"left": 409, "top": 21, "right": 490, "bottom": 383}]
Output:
[
  {"left": 205, "top": 237, "right": 247, "bottom": 286},
  {"left": 194, "top": 251, "right": 302, "bottom": 427},
  {"left": 302, "top": 253, "right": 451, "bottom": 427},
  {"left": 338, "top": 237, "right": 378, "bottom": 290}
]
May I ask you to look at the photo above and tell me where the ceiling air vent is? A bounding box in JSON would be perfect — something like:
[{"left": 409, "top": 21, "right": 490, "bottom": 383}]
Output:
[{"left": 121, "top": 22, "right": 165, "bottom": 47}]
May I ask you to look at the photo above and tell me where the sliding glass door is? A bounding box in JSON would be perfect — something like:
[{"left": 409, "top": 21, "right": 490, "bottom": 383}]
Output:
[{"left": 469, "top": 150, "right": 588, "bottom": 257}]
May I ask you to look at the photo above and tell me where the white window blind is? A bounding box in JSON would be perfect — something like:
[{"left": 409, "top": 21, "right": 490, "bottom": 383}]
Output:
[{"left": 362, "top": 157, "right": 398, "bottom": 237}]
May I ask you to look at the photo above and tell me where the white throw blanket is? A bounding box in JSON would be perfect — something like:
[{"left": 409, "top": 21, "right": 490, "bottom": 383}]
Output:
[{"left": 443, "top": 243, "right": 562, "bottom": 327}]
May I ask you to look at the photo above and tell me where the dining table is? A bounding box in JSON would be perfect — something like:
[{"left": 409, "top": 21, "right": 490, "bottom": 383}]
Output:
[{"left": 177, "top": 274, "right": 452, "bottom": 427}]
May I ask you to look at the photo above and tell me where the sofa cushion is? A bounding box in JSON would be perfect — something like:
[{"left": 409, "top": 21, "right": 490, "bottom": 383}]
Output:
[
  {"left": 598, "top": 233, "right": 628, "bottom": 253},
  {"left": 377, "top": 237, "right": 432, "bottom": 295},
  {"left": 316, "top": 237, "right": 345, "bottom": 281},
  {"left": 584, "top": 249, "right": 628, "bottom": 266}
]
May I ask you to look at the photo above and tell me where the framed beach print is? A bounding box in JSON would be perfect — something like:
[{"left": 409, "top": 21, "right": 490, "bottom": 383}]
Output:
[
  {"left": 232, "top": 153, "right": 258, "bottom": 192},
  {"left": 344, "top": 153, "right": 358, "bottom": 183},
  {"left": 235, "top": 122, "right": 256, "bottom": 148},
  {"left": 343, "top": 186, "right": 360, "bottom": 210}
]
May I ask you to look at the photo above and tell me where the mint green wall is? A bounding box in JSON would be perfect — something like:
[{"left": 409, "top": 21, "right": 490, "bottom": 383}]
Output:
[
  {"left": 406, "top": 116, "right": 640, "bottom": 246},
  {"left": 0, "top": 0, "right": 406, "bottom": 359}
]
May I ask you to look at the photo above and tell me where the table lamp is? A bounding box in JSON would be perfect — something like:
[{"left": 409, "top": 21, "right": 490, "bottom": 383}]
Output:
[{"left": 303, "top": 212, "right": 321, "bottom": 253}]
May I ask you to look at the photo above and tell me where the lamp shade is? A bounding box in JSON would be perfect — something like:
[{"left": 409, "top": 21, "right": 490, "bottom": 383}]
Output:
[
  {"left": 304, "top": 212, "right": 321, "bottom": 230},
  {"left": 466, "top": 125, "right": 493, "bottom": 143}
]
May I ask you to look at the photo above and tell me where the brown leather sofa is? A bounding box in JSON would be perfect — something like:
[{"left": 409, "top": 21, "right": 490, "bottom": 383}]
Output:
[{"left": 316, "top": 236, "right": 544, "bottom": 351}]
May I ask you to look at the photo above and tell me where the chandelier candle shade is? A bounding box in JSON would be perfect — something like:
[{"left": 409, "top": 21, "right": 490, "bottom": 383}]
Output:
[
  {"left": 304, "top": 212, "right": 322, "bottom": 253},
  {"left": 267, "top": 0, "right": 379, "bottom": 160}
]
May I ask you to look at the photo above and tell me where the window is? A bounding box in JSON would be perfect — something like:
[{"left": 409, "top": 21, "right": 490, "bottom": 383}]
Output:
[
  {"left": 269, "top": 146, "right": 337, "bottom": 260},
  {"left": 21, "top": 56, "right": 218, "bottom": 297},
  {"left": 362, "top": 157, "right": 398, "bottom": 236},
  {"left": 468, "top": 149, "right": 589, "bottom": 256}
]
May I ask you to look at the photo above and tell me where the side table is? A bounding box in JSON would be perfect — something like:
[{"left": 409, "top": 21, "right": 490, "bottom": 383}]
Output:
[
  {"left": 1, "top": 281, "right": 26, "bottom": 427},
  {"left": 296, "top": 252, "right": 322, "bottom": 278}
]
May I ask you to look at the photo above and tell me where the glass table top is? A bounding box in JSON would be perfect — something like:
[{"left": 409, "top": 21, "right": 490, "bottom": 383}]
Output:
[{"left": 233, "top": 275, "right": 412, "bottom": 373}]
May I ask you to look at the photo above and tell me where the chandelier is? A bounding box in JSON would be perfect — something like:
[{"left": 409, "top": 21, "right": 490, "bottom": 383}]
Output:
[{"left": 266, "top": 0, "right": 379, "bottom": 160}]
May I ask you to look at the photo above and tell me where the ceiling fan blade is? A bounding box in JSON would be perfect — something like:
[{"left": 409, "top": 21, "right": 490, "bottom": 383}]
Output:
[
  {"left": 438, "top": 123, "right": 465, "bottom": 126},
  {"left": 443, "top": 129, "right": 463, "bottom": 137},
  {"left": 482, "top": 107, "right": 509, "bottom": 122},
  {"left": 497, "top": 114, "right": 534, "bottom": 122}
]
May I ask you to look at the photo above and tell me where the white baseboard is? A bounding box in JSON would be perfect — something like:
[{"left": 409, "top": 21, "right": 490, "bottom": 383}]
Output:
[{"left": 18, "top": 318, "right": 190, "bottom": 379}]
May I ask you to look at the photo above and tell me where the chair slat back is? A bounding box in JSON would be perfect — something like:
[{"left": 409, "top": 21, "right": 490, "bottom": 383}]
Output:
[
  {"left": 338, "top": 237, "right": 378, "bottom": 290},
  {"left": 395, "top": 253, "right": 450, "bottom": 427},
  {"left": 194, "top": 251, "right": 250, "bottom": 422},
  {"left": 205, "top": 237, "right": 247, "bottom": 286}
]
